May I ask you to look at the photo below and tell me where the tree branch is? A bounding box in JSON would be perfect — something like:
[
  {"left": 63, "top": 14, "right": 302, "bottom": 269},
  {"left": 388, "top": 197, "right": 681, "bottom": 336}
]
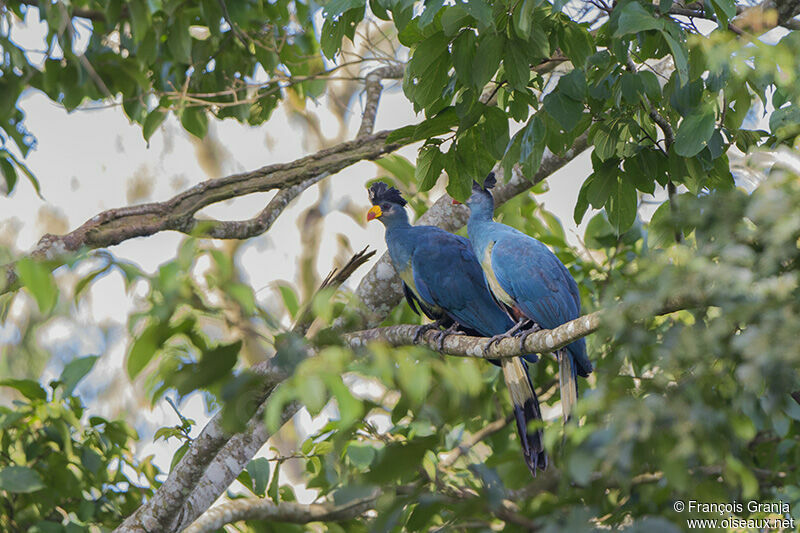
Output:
[
  {"left": 357, "top": 64, "right": 405, "bottom": 138},
  {"left": 345, "top": 292, "right": 702, "bottom": 360},
  {"left": 116, "top": 248, "right": 375, "bottom": 533},
  {"left": 114, "top": 366, "right": 290, "bottom": 533},
  {"left": 0, "top": 130, "right": 405, "bottom": 296},
  {"left": 350, "top": 133, "right": 590, "bottom": 328},
  {"left": 183, "top": 489, "right": 381, "bottom": 533}
]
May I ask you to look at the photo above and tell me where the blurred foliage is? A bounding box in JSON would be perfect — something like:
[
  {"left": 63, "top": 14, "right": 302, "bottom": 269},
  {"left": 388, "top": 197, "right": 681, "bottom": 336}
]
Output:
[
  {"left": 0, "top": 356, "right": 160, "bottom": 531},
  {"left": 1, "top": 0, "right": 800, "bottom": 531}
]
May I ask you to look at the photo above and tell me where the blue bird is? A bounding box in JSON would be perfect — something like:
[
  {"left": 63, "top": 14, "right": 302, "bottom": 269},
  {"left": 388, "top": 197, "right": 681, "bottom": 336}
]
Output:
[
  {"left": 367, "top": 182, "right": 547, "bottom": 474},
  {"left": 462, "top": 174, "right": 593, "bottom": 421}
]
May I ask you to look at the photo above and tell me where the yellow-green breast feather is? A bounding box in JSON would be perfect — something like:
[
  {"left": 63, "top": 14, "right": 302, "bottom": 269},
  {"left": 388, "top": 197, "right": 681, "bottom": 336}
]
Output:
[{"left": 482, "top": 242, "right": 515, "bottom": 308}]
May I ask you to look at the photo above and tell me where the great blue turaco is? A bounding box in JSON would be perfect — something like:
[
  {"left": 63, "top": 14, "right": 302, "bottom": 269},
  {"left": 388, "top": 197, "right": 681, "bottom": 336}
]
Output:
[
  {"left": 459, "top": 173, "right": 593, "bottom": 422},
  {"left": 366, "top": 182, "right": 547, "bottom": 474}
]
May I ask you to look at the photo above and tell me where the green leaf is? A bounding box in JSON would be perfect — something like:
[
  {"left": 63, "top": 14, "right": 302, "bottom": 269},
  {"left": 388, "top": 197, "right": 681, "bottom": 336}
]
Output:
[
  {"left": 0, "top": 379, "right": 47, "bottom": 401},
  {"left": 513, "top": 0, "right": 537, "bottom": 39},
  {"left": 172, "top": 340, "right": 242, "bottom": 395},
  {"left": 606, "top": 178, "right": 638, "bottom": 235},
  {"left": 247, "top": 457, "right": 271, "bottom": 497},
  {"left": 590, "top": 122, "right": 618, "bottom": 161},
  {"left": 59, "top": 356, "right": 99, "bottom": 397},
  {"left": 587, "top": 161, "right": 617, "bottom": 208},
  {"left": 16, "top": 257, "right": 58, "bottom": 314},
  {"left": 674, "top": 107, "right": 715, "bottom": 157},
  {"left": 584, "top": 212, "right": 618, "bottom": 248},
  {"left": 543, "top": 91, "right": 583, "bottom": 132},
  {"left": 267, "top": 460, "right": 281, "bottom": 503},
  {"left": 574, "top": 176, "right": 592, "bottom": 224},
  {"left": 462, "top": 0, "right": 493, "bottom": 27},
  {"left": 0, "top": 157, "right": 17, "bottom": 194},
  {"left": 127, "top": 321, "right": 167, "bottom": 379},
  {"left": 443, "top": 150, "right": 472, "bottom": 202},
  {"left": 614, "top": 2, "right": 664, "bottom": 36},
  {"left": 142, "top": 109, "right": 167, "bottom": 142},
  {"left": 709, "top": 0, "right": 736, "bottom": 27},
  {"left": 167, "top": 23, "right": 192, "bottom": 64},
  {"left": 324, "top": 0, "right": 365, "bottom": 17},
  {"left": 375, "top": 154, "right": 416, "bottom": 186},
  {"left": 0, "top": 466, "right": 45, "bottom": 493},
  {"left": 180, "top": 108, "right": 208, "bottom": 139},
  {"left": 472, "top": 32, "right": 503, "bottom": 89},
  {"left": 452, "top": 30, "right": 477, "bottom": 87},
  {"left": 416, "top": 145, "right": 444, "bottom": 191},
  {"left": 386, "top": 108, "right": 458, "bottom": 144},
  {"left": 560, "top": 24, "right": 594, "bottom": 69},
  {"left": 647, "top": 199, "right": 675, "bottom": 248},
  {"left": 519, "top": 114, "right": 546, "bottom": 175},
  {"left": 769, "top": 105, "right": 800, "bottom": 143},
  {"left": 662, "top": 30, "right": 688, "bottom": 84},
  {"left": 74, "top": 265, "right": 111, "bottom": 303},
  {"left": 404, "top": 33, "right": 450, "bottom": 111},
  {"left": 346, "top": 442, "right": 376, "bottom": 470},
  {"left": 128, "top": 0, "right": 150, "bottom": 43},
  {"left": 504, "top": 40, "right": 530, "bottom": 91},
  {"left": 558, "top": 69, "right": 587, "bottom": 101},
  {"left": 277, "top": 284, "right": 300, "bottom": 319},
  {"left": 481, "top": 106, "right": 510, "bottom": 160},
  {"left": 418, "top": 0, "right": 444, "bottom": 29}
]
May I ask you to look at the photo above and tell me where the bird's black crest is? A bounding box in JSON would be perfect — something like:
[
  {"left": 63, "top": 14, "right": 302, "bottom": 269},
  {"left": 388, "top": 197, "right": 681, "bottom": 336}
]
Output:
[
  {"left": 368, "top": 182, "right": 407, "bottom": 206},
  {"left": 472, "top": 172, "right": 497, "bottom": 193}
]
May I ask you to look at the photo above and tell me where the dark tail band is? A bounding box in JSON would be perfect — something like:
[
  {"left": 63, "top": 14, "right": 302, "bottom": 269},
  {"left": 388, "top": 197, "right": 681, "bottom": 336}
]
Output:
[{"left": 502, "top": 357, "right": 547, "bottom": 475}]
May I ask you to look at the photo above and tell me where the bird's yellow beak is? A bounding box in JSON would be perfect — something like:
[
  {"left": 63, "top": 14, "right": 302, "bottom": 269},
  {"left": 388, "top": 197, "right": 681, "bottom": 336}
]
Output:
[{"left": 366, "top": 205, "right": 382, "bottom": 221}]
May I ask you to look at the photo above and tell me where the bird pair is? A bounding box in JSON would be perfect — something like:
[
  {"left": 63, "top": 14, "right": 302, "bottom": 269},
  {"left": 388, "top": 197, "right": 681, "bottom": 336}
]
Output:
[{"left": 366, "top": 174, "right": 593, "bottom": 476}]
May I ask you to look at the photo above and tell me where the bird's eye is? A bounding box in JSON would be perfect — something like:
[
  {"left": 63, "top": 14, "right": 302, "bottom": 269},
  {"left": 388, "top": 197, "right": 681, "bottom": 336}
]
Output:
[{"left": 382, "top": 203, "right": 390, "bottom": 210}]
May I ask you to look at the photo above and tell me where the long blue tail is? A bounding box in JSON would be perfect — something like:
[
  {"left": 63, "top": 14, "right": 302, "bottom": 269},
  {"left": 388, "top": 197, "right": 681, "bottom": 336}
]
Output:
[{"left": 502, "top": 357, "right": 547, "bottom": 475}]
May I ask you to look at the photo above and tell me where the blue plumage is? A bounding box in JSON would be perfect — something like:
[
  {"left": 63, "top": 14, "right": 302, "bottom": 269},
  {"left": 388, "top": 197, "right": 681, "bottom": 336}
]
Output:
[
  {"left": 367, "top": 182, "right": 546, "bottom": 474},
  {"left": 465, "top": 175, "right": 593, "bottom": 420}
]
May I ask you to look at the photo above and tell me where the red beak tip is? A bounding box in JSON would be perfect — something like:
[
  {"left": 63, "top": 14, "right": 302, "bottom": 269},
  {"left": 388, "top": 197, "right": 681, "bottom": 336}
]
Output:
[{"left": 452, "top": 199, "right": 461, "bottom": 205}]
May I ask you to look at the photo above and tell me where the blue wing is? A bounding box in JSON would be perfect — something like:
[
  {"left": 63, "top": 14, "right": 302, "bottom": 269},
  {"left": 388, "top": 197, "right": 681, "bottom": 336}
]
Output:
[
  {"left": 489, "top": 233, "right": 592, "bottom": 377},
  {"left": 410, "top": 229, "right": 514, "bottom": 337}
]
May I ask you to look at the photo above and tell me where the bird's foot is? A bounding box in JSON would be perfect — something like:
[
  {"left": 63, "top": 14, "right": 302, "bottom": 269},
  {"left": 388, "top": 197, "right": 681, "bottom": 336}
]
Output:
[
  {"left": 412, "top": 319, "right": 447, "bottom": 344},
  {"left": 482, "top": 319, "right": 529, "bottom": 356},
  {"left": 432, "top": 323, "right": 464, "bottom": 351},
  {"left": 515, "top": 322, "right": 543, "bottom": 353}
]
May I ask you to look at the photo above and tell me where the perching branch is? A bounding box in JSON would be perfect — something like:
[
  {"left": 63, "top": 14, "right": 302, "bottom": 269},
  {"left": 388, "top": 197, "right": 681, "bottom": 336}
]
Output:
[
  {"left": 351, "top": 133, "right": 590, "bottom": 328},
  {"left": 183, "top": 489, "right": 381, "bottom": 533},
  {"left": 346, "top": 292, "right": 704, "bottom": 360}
]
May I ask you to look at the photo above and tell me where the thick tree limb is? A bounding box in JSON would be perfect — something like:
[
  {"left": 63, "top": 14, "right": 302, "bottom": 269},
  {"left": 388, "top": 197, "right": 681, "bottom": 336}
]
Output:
[
  {"left": 183, "top": 489, "right": 381, "bottom": 533},
  {"left": 114, "top": 365, "right": 289, "bottom": 533},
  {"left": 116, "top": 248, "right": 375, "bottom": 533},
  {"left": 351, "top": 133, "right": 589, "bottom": 328},
  {"left": 0, "top": 130, "right": 404, "bottom": 296},
  {"left": 345, "top": 292, "right": 704, "bottom": 360}
]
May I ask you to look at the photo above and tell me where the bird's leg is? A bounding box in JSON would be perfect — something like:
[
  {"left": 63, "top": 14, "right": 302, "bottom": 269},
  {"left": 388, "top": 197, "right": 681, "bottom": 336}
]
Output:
[
  {"left": 482, "top": 318, "right": 529, "bottom": 356},
  {"left": 515, "top": 321, "right": 543, "bottom": 352},
  {"left": 412, "top": 318, "right": 448, "bottom": 344},
  {"left": 431, "top": 323, "right": 465, "bottom": 351}
]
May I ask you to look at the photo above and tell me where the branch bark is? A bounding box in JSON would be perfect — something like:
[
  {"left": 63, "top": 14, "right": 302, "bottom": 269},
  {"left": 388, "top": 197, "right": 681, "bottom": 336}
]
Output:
[
  {"left": 345, "top": 292, "right": 703, "bottom": 360},
  {"left": 183, "top": 489, "right": 381, "bottom": 533},
  {"left": 0, "top": 132, "right": 399, "bottom": 295}
]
